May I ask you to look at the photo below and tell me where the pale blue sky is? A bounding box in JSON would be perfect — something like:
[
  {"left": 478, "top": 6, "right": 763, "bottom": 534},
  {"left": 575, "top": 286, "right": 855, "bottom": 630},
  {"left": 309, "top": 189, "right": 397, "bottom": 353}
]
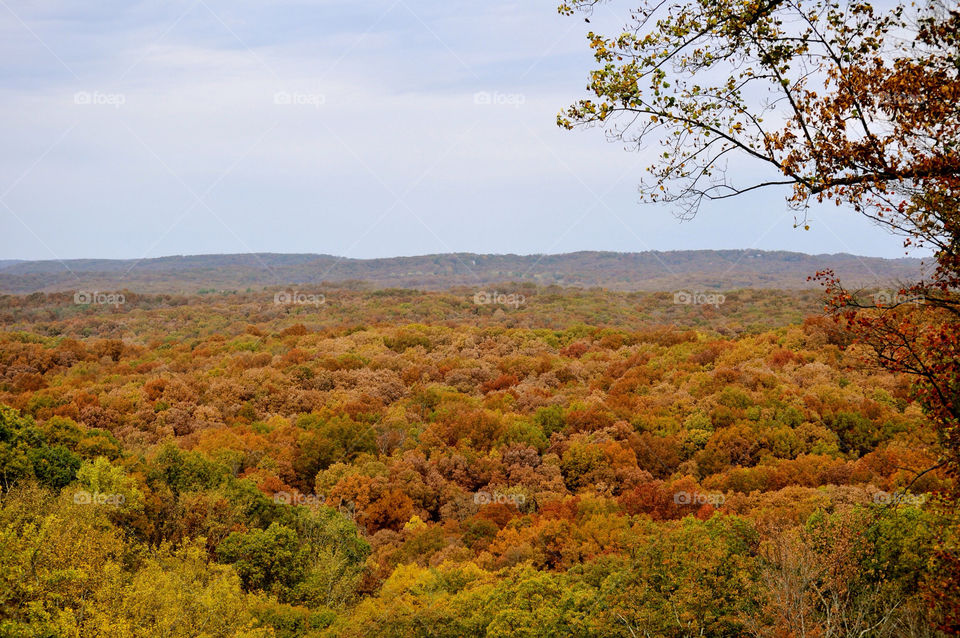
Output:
[{"left": 0, "top": 0, "right": 919, "bottom": 260}]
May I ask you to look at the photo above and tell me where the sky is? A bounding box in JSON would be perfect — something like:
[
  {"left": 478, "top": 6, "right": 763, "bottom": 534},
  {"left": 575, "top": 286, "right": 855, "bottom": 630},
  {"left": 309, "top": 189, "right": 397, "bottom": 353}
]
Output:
[{"left": 0, "top": 0, "right": 922, "bottom": 262}]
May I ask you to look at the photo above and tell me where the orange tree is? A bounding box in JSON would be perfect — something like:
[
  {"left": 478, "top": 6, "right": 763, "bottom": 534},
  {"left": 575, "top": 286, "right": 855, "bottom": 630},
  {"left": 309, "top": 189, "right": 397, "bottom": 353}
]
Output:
[
  {"left": 558, "top": 0, "right": 958, "bottom": 222},
  {"left": 558, "top": 0, "right": 959, "bottom": 628}
]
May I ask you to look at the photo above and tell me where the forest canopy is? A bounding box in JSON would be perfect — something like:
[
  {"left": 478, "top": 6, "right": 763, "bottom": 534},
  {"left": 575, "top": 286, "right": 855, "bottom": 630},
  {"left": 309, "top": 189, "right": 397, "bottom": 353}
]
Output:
[{"left": 0, "top": 288, "right": 952, "bottom": 636}]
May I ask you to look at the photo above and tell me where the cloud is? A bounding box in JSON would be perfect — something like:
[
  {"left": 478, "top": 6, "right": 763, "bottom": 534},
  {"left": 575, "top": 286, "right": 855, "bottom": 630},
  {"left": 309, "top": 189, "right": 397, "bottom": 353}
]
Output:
[{"left": 0, "top": 0, "right": 919, "bottom": 261}]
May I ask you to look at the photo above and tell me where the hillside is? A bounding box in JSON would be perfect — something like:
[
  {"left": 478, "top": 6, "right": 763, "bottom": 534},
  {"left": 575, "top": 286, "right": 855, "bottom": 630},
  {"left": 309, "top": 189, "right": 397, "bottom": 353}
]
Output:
[
  {"left": 0, "top": 249, "right": 926, "bottom": 294},
  {"left": 0, "top": 285, "right": 948, "bottom": 636}
]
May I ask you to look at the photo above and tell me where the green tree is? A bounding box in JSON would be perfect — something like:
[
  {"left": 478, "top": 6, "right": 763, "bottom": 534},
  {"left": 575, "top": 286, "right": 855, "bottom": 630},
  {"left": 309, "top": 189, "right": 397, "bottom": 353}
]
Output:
[
  {"left": 217, "top": 522, "right": 304, "bottom": 596},
  {"left": 289, "top": 506, "right": 371, "bottom": 609}
]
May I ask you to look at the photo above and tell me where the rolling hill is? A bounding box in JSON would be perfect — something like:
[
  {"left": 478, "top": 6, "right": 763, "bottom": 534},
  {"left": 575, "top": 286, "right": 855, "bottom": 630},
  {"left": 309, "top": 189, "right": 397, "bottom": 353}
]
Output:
[{"left": 0, "top": 249, "right": 927, "bottom": 294}]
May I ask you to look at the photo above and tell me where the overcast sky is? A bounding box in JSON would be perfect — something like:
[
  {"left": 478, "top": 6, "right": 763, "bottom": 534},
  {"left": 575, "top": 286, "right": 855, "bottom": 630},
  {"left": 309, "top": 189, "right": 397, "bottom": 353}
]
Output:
[{"left": 0, "top": 0, "right": 921, "bottom": 261}]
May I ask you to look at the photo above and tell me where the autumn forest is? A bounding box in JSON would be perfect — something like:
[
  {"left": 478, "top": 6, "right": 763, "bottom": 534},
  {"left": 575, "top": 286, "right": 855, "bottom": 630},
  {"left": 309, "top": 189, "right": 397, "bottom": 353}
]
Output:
[
  {"left": 0, "top": 284, "right": 954, "bottom": 636},
  {"left": 3, "top": 0, "right": 960, "bottom": 634}
]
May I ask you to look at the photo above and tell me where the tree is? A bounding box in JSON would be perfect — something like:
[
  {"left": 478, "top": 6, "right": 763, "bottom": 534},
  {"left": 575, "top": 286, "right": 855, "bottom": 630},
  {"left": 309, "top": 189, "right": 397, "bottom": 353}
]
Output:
[
  {"left": 558, "top": 0, "right": 958, "bottom": 224},
  {"left": 0, "top": 406, "right": 81, "bottom": 491},
  {"left": 752, "top": 505, "right": 939, "bottom": 637},
  {"left": 216, "top": 522, "right": 304, "bottom": 596},
  {"left": 0, "top": 483, "right": 127, "bottom": 636},
  {"left": 85, "top": 540, "right": 271, "bottom": 638},
  {"left": 289, "top": 506, "right": 370, "bottom": 609},
  {"left": 593, "top": 515, "right": 762, "bottom": 637}
]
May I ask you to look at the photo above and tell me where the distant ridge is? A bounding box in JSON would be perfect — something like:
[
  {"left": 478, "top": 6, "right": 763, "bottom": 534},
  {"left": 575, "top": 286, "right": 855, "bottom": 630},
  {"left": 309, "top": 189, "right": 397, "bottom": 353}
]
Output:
[
  {"left": 0, "top": 250, "right": 926, "bottom": 295},
  {"left": 0, "top": 260, "right": 24, "bottom": 271}
]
